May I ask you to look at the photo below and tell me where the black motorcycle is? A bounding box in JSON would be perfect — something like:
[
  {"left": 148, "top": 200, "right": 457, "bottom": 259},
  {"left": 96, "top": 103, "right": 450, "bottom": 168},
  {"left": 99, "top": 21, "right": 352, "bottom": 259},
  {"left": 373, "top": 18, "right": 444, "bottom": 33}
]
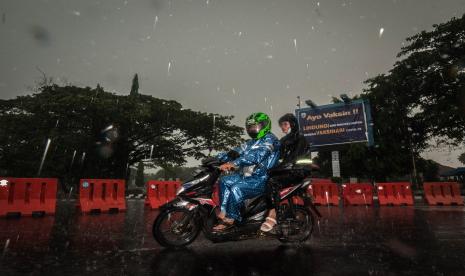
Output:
[{"left": 152, "top": 157, "right": 321, "bottom": 248}]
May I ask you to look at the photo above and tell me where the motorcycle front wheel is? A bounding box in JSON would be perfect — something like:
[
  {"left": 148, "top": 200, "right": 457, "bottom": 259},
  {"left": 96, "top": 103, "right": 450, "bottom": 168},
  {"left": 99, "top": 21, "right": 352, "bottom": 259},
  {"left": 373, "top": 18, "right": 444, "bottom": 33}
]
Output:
[{"left": 153, "top": 207, "right": 201, "bottom": 248}]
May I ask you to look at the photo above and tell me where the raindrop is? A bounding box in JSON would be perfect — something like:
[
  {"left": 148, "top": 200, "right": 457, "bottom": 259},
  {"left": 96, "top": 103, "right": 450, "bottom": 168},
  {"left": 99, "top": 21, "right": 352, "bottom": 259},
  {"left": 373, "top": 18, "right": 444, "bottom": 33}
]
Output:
[
  {"left": 167, "top": 61, "right": 172, "bottom": 76},
  {"left": 153, "top": 16, "right": 158, "bottom": 31},
  {"left": 70, "top": 150, "right": 77, "bottom": 168},
  {"left": 293, "top": 39, "right": 298, "bottom": 53},
  {"left": 68, "top": 187, "right": 73, "bottom": 200},
  {"left": 37, "top": 138, "right": 52, "bottom": 176},
  {"left": 72, "top": 10, "right": 81, "bottom": 16},
  {"left": 266, "top": 55, "right": 273, "bottom": 59},
  {"left": 81, "top": 152, "right": 86, "bottom": 164},
  {"left": 232, "top": 88, "right": 236, "bottom": 95},
  {"left": 149, "top": 145, "right": 154, "bottom": 159},
  {"left": 379, "top": 28, "right": 384, "bottom": 38},
  {"left": 2, "top": 239, "right": 10, "bottom": 258}
]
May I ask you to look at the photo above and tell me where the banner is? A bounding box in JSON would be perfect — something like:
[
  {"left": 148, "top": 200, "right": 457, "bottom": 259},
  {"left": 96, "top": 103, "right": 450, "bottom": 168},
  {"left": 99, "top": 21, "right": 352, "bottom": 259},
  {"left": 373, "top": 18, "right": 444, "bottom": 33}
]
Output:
[{"left": 296, "top": 100, "right": 373, "bottom": 147}]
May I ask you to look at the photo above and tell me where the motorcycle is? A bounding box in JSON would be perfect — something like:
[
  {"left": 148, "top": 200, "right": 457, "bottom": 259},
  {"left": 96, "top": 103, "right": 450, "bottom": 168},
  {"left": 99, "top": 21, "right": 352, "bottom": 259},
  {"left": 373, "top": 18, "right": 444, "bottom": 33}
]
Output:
[{"left": 152, "top": 157, "right": 322, "bottom": 248}]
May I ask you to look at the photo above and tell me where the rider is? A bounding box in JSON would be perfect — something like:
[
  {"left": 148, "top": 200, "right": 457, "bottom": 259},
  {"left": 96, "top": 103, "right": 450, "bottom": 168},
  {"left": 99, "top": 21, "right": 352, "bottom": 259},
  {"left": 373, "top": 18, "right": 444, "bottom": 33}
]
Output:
[
  {"left": 213, "top": 112, "right": 280, "bottom": 232},
  {"left": 260, "top": 113, "right": 309, "bottom": 232}
]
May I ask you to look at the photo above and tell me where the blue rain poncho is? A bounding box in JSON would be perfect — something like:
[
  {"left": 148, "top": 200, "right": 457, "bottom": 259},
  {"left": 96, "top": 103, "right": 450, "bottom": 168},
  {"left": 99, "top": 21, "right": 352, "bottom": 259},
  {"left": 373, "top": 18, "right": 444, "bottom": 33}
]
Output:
[{"left": 216, "top": 132, "right": 280, "bottom": 221}]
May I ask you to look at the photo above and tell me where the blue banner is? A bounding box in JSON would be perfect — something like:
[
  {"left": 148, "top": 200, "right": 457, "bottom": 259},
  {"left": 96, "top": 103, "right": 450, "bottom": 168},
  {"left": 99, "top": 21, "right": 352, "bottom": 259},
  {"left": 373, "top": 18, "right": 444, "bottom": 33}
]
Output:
[{"left": 296, "top": 100, "right": 373, "bottom": 147}]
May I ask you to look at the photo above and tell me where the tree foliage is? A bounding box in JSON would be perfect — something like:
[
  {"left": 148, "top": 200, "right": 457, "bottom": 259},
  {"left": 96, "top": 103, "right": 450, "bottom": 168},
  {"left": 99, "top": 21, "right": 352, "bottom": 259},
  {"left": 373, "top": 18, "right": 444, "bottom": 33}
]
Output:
[
  {"left": 130, "top": 74, "right": 139, "bottom": 96},
  {"left": 459, "top": 152, "right": 465, "bottom": 165},
  {"left": 0, "top": 84, "right": 243, "bottom": 185}
]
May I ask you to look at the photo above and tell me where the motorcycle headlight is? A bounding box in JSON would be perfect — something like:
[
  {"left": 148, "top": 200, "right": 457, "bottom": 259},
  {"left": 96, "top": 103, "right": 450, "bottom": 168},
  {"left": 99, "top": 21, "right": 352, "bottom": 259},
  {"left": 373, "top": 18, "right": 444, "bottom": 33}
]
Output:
[
  {"left": 296, "top": 158, "right": 313, "bottom": 165},
  {"left": 176, "top": 186, "right": 185, "bottom": 195}
]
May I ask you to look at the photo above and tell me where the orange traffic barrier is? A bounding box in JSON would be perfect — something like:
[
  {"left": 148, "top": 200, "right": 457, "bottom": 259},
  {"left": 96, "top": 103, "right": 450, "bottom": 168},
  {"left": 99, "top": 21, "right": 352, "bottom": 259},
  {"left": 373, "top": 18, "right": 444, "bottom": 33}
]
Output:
[
  {"left": 423, "top": 182, "right": 464, "bottom": 205},
  {"left": 308, "top": 180, "right": 339, "bottom": 206},
  {"left": 342, "top": 183, "right": 374, "bottom": 206},
  {"left": 0, "top": 177, "right": 57, "bottom": 216},
  {"left": 377, "top": 182, "right": 414, "bottom": 205},
  {"left": 77, "top": 179, "right": 126, "bottom": 213},
  {"left": 146, "top": 180, "right": 181, "bottom": 209}
]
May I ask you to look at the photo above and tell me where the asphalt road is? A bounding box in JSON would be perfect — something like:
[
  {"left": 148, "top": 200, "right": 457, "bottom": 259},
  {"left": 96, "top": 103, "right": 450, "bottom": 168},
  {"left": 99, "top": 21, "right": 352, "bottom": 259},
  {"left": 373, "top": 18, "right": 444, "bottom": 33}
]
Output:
[{"left": 0, "top": 200, "right": 464, "bottom": 275}]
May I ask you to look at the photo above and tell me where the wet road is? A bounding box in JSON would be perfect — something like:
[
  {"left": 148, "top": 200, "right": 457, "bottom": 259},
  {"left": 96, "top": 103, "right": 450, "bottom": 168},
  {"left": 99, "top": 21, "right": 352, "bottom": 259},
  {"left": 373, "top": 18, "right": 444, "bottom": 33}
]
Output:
[{"left": 1, "top": 201, "right": 465, "bottom": 275}]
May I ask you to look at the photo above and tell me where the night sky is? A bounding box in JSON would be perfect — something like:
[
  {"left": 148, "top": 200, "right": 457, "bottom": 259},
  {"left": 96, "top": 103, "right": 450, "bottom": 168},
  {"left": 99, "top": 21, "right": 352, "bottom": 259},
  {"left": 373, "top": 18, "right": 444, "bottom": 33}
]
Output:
[{"left": 1, "top": 0, "right": 464, "bottom": 167}]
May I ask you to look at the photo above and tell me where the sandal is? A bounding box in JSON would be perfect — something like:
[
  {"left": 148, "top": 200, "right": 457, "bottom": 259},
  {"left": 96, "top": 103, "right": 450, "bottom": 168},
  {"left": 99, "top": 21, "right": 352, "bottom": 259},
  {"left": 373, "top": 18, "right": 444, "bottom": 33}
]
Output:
[
  {"left": 212, "top": 219, "right": 234, "bottom": 232},
  {"left": 260, "top": 217, "right": 277, "bottom": 232}
]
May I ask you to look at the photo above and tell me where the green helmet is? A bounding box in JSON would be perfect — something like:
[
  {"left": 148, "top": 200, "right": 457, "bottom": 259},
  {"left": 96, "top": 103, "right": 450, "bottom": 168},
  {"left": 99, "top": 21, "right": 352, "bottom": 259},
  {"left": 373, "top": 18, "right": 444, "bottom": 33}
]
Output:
[{"left": 245, "top": 112, "right": 271, "bottom": 139}]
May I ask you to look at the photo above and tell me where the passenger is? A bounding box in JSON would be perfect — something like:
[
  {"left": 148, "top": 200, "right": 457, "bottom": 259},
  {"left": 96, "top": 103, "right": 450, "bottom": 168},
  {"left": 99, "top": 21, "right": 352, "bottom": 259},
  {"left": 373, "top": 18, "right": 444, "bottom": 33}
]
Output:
[{"left": 260, "top": 113, "right": 309, "bottom": 232}]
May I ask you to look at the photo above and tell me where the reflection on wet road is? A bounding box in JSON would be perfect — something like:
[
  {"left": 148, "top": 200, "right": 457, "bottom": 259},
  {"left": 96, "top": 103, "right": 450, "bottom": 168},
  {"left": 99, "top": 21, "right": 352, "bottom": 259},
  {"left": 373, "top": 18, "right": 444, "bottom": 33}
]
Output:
[{"left": 0, "top": 201, "right": 464, "bottom": 275}]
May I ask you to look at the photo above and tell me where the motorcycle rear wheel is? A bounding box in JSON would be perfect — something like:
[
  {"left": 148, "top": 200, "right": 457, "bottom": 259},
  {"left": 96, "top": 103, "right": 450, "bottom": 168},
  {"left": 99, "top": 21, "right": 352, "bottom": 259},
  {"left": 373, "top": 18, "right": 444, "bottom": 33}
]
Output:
[{"left": 278, "top": 205, "right": 315, "bottom": 244}]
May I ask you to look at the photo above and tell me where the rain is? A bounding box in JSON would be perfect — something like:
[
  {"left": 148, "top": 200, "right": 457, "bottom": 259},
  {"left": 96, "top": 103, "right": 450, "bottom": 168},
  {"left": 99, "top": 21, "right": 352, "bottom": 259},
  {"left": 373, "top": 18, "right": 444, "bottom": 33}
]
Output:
[{"left": 0, "top": 0, "right": 464, "bottom": 275}]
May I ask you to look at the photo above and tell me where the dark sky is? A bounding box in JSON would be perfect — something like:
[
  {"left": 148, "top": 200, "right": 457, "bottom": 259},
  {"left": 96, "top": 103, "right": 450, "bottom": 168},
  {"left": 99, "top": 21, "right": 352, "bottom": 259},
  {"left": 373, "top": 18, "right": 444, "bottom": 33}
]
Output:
[{"left": 0, "top": 0, "right": 464, "bottom": 167}]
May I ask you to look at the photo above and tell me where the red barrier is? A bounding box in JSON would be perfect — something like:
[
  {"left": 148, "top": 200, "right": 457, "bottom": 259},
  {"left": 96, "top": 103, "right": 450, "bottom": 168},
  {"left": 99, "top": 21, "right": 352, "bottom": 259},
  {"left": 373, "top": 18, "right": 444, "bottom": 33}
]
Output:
[
  {"left": 342, "top": 183, "right": 374, "bottom": 206},
  {"left": 146, "top": 180, "right": 181, "bottom": 209},
  {"left": 423, "top": 182, "right": 464, "bottom": 205},
  {"left": 77, "top": 179, "right": 126, "bottom": 213},
  {"left": 0, "top": 177, "right": 57, "bottom": 216},
  {"left": 377, "top": 182, "right": 414, "bottom": 205},
  {"left": 308, "top": 180, "right": 339, "bottom": 206}
]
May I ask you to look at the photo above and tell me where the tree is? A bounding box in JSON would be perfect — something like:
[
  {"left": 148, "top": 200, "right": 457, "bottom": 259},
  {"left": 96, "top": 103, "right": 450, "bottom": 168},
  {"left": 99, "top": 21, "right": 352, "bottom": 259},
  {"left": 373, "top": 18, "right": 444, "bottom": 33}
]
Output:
[
  {"left": 390, "top": 14, "right": 465, "bottom": 146},
  {"left": 0, "top": 83, "right": 243, "bottom": 185},
  {"left": 459, "top": 153, "right": 465, "bottom": 165},
  {"left": 130, "top": 74, "right": 139, "bottom": 96}
]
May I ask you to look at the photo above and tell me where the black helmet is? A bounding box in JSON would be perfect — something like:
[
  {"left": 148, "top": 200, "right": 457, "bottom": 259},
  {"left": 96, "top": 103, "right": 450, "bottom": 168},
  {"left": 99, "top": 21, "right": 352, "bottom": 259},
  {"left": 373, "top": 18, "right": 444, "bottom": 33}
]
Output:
[{"left": 278, "top": 113, "right": 298, "bottom": 130}]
